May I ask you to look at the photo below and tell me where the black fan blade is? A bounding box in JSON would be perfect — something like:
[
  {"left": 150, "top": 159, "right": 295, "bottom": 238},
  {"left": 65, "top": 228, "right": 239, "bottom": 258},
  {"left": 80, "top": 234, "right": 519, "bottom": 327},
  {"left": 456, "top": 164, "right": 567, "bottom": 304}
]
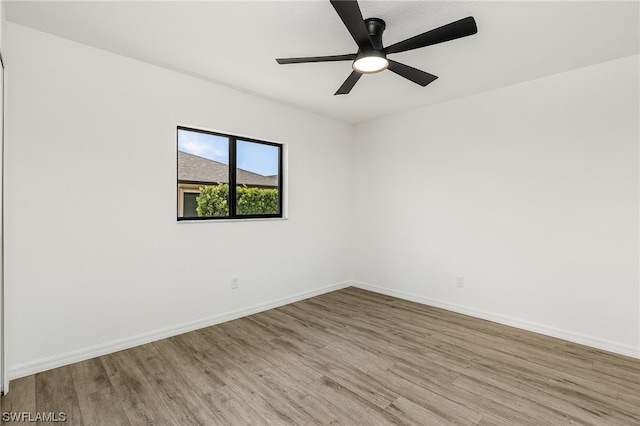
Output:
[
  {"left": 385, "top": 16, "right": 477, "bottom": 55},
  {"left": 387, "top": 60, "right": 438, "bottom": 87},
  {"left": 330, "top": 0, "right": 373, "bottom": 51},
  {"left": 335, "top": 71, "right": 362, "bottom": 95},
  {"left": 276, "top": 54, "right": 356, "bottom": 64}
]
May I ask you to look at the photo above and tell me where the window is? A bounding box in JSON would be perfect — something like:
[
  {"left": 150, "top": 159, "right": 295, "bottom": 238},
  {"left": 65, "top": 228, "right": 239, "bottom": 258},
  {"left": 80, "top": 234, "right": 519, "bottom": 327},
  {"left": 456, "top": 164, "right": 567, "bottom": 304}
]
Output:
[{"left": 177, "top": 126, "right": 283, "bottom": 220}]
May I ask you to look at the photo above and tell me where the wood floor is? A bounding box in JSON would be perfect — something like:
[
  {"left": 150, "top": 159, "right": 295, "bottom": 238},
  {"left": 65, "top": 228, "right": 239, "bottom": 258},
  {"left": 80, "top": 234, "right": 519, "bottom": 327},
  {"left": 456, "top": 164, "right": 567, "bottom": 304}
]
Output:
[{"left": 2, "top": 287, "right": 639, "bottom": 425}]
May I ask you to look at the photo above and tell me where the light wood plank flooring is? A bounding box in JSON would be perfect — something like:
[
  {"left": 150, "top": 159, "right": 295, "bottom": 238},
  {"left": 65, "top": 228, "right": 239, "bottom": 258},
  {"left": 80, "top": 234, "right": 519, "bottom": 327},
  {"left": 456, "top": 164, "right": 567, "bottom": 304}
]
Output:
[{"left": 2, "top": 287, "right": 639, "bottom": 425}]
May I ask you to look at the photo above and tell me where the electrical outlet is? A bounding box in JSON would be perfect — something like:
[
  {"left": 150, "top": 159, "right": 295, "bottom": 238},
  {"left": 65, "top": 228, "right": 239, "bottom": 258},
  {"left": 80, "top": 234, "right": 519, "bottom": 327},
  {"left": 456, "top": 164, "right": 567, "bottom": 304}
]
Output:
[
  {"left": 231, "top": 277, "right": 239, "bottom": 289},
  {"left": 456, "top": 276, "right": 464, "bottom": 288}
]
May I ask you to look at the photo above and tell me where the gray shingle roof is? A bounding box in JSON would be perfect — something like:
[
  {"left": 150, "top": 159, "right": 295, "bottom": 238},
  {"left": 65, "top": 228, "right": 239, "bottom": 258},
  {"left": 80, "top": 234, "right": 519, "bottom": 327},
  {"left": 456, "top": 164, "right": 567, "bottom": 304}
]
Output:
[{"left": 178, "top": 151, "right": 278, "bottom": 188}]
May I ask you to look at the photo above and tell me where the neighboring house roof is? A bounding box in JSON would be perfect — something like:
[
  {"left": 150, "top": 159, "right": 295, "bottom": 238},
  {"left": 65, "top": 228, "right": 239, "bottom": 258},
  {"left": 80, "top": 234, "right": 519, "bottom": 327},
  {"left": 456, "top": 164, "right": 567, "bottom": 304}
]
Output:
[{"left": 178, "top": 150, "right": 278, "bottom": 188}]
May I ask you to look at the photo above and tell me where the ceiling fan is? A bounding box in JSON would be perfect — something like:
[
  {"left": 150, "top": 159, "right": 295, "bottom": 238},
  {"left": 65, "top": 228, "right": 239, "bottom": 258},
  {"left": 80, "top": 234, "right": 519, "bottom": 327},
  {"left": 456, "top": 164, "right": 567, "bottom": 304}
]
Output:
[{"left": 276, "top": 0, "right": 477, "bottom": 95}]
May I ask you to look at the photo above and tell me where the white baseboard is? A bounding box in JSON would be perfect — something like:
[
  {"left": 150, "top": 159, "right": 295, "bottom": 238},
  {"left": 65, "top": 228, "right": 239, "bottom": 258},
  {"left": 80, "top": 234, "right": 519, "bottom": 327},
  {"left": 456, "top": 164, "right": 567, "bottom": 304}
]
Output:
[
  {"left": 8, "top": 281, "right": 352, "bottom": 380},
  {"left": 352, "top": 281, "right": 640, "bottom": 359}
]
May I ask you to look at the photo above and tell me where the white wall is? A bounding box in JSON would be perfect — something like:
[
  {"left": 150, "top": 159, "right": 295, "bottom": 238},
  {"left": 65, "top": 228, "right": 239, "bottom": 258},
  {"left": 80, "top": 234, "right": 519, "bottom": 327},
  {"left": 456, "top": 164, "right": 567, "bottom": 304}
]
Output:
[
  {"left": 0, "top": 0, "right": 4, "bottom": 51},
  {"left": 4, "top": 23, "right": 354, "bottom": 376},
  {"left": 352, "top": 55, "right": 640, "bottom": 357},
  {"left": 0, "top": 0, "right": 6, "bottom": 393}
]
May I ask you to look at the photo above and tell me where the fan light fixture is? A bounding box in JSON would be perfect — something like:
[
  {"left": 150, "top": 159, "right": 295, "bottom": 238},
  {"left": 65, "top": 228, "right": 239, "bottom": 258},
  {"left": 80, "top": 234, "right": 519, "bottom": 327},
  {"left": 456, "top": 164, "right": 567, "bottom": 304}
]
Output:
[{"left": 352, "top": 51, "right": 388, "bottom": 74}]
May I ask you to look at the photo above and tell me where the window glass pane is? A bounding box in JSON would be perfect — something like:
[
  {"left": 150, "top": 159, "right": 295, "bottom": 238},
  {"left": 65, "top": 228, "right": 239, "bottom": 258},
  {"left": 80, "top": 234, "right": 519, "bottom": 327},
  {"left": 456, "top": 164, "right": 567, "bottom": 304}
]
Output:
[
  {"left": 177, "top": 129, "right": 229, "bottom": 218},
  {"left": 236, "top": 140, "right": 280, "bottom": 215}
]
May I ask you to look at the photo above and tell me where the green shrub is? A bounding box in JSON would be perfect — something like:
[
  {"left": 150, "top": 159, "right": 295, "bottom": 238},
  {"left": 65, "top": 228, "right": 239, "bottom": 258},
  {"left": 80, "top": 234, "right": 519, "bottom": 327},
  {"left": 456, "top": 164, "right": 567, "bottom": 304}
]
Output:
[
  {"left": 196, "top": 184, "right": 229, "bottom": 217},
  {"left": 236, "top": 185, "right": 279, "bottom": 215},
  {"left": 196, "top": 184, "right": 279, "bottom": 216}
]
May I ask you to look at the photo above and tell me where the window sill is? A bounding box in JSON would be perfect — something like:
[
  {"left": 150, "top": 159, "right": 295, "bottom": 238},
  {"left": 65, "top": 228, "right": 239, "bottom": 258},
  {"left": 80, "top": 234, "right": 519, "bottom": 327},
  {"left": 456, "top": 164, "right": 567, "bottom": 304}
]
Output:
[{"left": 177, "top": 217, "right": 288, "bottom": 223}]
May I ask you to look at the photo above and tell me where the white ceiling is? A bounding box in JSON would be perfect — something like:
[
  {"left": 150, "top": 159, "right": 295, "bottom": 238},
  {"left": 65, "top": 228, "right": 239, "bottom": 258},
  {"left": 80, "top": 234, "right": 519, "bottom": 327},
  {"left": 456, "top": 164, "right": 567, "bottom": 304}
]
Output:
[{"left": 5, "top": 1, "right": 639, "bottom": 124}]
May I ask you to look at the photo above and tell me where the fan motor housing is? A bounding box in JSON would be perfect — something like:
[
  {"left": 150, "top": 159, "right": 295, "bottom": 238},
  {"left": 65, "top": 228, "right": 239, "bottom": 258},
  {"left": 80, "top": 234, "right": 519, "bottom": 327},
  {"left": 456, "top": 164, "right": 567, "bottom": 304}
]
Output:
[{"left": 364, "top": 18, "right": 386, "bottom": 51}]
